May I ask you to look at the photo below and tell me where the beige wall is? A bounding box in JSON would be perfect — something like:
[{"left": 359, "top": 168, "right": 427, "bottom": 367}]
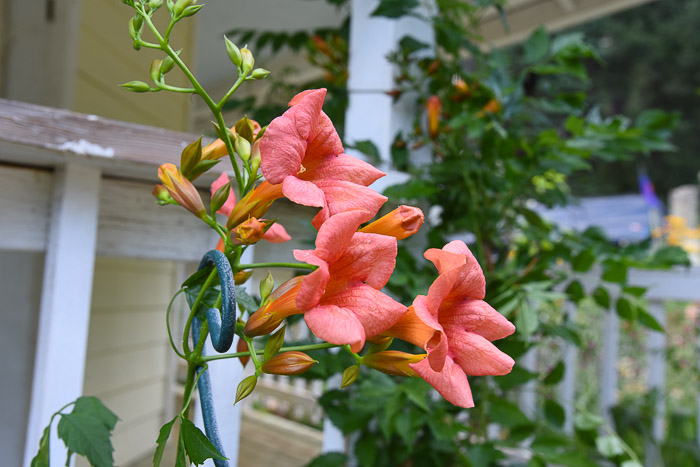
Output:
[
  {"left": 74, "top": 0, "right": 195, "bottom": 131},
  {"left": 78, "top": 257, "right": 179, "bottom": 466}
]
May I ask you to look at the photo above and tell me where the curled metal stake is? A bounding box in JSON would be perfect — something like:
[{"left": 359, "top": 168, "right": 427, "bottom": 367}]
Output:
[{"left": 191, "top": 249, "right": 237, "bottom": 467}]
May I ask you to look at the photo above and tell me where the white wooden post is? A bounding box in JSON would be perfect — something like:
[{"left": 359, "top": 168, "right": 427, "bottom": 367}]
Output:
[
  {"left": 23, "top": 163, "right": 101, "bottom": 466},
  {"left": 518, "top": 348, "right": 538, "bottom": 417},
  {"left": 192, "top": 246, "right": 252, "bottom": 467},
  {"left": 645, "top": 299, "right": 666, "bottom": 466},
  {"left": 599, "top": 305, "right": 620, "bottom": 425},
  {"left": 559, "top": 301, "right": 578, "bottom": 434}
]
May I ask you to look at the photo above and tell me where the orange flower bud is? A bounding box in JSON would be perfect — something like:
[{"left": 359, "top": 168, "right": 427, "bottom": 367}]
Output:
[
  {"left": 454, "top": 78, "right": 470, "bottom": 95},
  {"left": 481, "top": 98, "right": 501, "bottom": 115},
  {"left": 261, "top": 351, "right": 317, "bottom": 375},
  {"left": 244, "top": 277, "right": 303, "bottom": 337},
  {"left": 362, "top": 351, "right": 426, "bottom": 377},
  {"left": 426, "top": 59, "right": 440, "bottom": 75},
  {"left": 237, "top": 338, "right": 250, "bottom": 368},
  {"left": 152, "top": 184, "right": 174, "bottom": 204},
  {"left": 359, "top": 205, "right": 424, "bottom": 240},
  {"left": 232, "top": 217, "right": 266, "bottom": 245},
  {"left": 426, "top": 95, "right": 441, "bottom": 139},
  {"left": 227, "top": 181, "right": 284, "bottom": 230},
  {"left": 157, "top": 163, "right": 206, "bottom": 218},
  {"left": 234, "top": 270, "right": 253, "bottom": 285},
  {"left": 312, "top": 35, "right": 333, "bottom": 58}
]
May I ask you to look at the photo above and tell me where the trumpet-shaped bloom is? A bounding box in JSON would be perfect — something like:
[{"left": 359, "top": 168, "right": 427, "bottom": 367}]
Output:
[
  {"left": 210, "top": 173, "right": 290, "bottom": 245},
  {"left": 386, "top": 241, "right": 515, "bottom": 408},
  {"left": 293, "top": 210, "right": 406, "bottom": 351},
  {"left": 260, "top": 89, "right": 388, "bottom": 229},
  {"left": 359, "top": 205, "right": 424, "bottom": 240}
]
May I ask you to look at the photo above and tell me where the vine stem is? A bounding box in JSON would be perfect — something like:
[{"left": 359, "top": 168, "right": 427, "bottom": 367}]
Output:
[
  {"left": 235, "top": 262, "right": 318, "bottom": 272},
  {"left": 201, "top": 342, "right": 340, "bottom": 362},
  {"left": 136, "top": 5, "right": 244, "bottom": 192}
]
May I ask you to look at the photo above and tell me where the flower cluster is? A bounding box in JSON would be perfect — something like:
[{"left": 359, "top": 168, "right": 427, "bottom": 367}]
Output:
[{"left": 156, "top": 88, "right": 515, "bottom": 408}]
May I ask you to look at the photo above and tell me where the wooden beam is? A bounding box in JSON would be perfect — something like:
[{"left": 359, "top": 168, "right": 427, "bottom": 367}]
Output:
[{"left": 23, "top": 163, "right": 101, "bottom": 466}]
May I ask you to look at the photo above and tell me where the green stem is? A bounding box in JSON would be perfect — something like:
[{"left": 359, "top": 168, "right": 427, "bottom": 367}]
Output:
[
  {"left": 201, "top": 342, "right": 340, "bottom": 362},
  {"left": 180, "top": 363, "right": 207, "bottom": 417},
  {"left": 182, "top": 268, "right": 218, "bottom": 354},
  {"left": 217, "top": 74, "right": 247, "bottom": 110},
  {"left": 235, "top": 262, "right": 318, "bottom": 272},
  {"left": 342, "top": 344, "right": 363, "bottom": 364},
  {"left": 158, "top": 83, "right": 196, "bottom": 93},
  {"left": 166, "top": 289, "right": 187, "bottom": 359},
  {"left": 243, "top": 335, "right": 262, "bottom": 375}
]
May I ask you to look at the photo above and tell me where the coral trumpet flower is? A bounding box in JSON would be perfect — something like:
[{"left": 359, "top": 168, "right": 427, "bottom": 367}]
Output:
[
  {"left": 386, "top": 240, "right": 515, "bottom": 408},
  {"left": 360, "top": 205, "right": 424, "bottom": 240},
  {"left": 427, "top": 95, "right": 442, "bottom": 139},
  {"left": 260, "top": 88, "right": 387, "bottom": 229}
]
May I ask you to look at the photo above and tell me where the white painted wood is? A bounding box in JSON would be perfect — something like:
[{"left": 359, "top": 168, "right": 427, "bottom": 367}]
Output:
[
  {"left": 0, "top": 165, "right": 52, "bottom": 251},
  {"left": 559, "top": 301, "right": 578, "bottom": 434},
  {"left": 599, "top": 305, "right": 620, "bottom": 425},
  {"left": 518, "top": 348, "right": 538, "bottom": 417},
  {"left": 193, "top": 247, "right": 252, "bottom": 467},
  {"left": 644, "top": 300, "right": 666, "bottom": 466},
  {"left": 628, "top": 267, "right": 700, "bottom": 302},
  {"left": 23, "top": 163, "right": 101, "bottom": 467}
]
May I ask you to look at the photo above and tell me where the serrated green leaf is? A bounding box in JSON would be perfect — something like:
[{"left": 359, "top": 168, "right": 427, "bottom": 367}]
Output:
[
  {"left": 153, "top": 417, "right": 177, "bottom": 467},
  {"left": 73, "top": 396, "right": 118, "bottom": 431},
  {"left": 57, "top": 412, "right": 114, "bottom": 467},
  {"left": 180, "top": 418, "right": 227, "bottom": 465},
  {"left": 65, "top": 450, "right": 74, "bottom": 467},
  {"left": 30, "top": 425, "right": 50, "bottom": 467}
]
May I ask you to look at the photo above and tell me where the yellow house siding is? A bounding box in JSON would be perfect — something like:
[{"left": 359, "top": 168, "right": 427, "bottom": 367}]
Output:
[
  {"left": 74, "top": 0, "right": 194, "bottom": 131},
  {"left": 79, "top": 257, "right": 178, "bottom": 466}
]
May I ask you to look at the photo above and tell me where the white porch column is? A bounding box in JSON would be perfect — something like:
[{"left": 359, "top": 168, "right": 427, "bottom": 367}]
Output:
[
  {"left": 599, "top": 306, "right": 620, "bottom": 425},
  {"left": 23, "top": 163, "right": 101, "bottom": 466},
  {"left": 193, "top": 246, "right": 252, "bottom": 466}
]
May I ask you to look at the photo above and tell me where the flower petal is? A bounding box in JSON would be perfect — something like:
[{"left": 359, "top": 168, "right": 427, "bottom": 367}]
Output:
[
  {"left": 260, "top": 114, "right": 307, "bottom": 184},
  {"left": 448, "top": 328, "right": 515, "bottom": 376},
  {"left": 412, "top": 295, "right": 448, "bottom": 372},
  {"left": 386, "top": 306, "right": 436, "bottom": 350},
  {"left": 327, "top": 232, "right": 396, "bottom": 289},
  {"left": 282, "top": 176, "right": 326, "bottom": 209},
  {"left": 304, "top": 153, "right": 385, "bottom": 186},
  {"left": 441, "top": 299, "right": 515, "bottom": 341},
  {"left": 411, "top": 356, "right": 474, "bottom": 408},
  {"left": 304, "top": 304, "right": 366, "bottom": 352},
  {"left": 313, "top": 210, "right": 373, "bottom": 263},
  {"left": 293, "top": 251, "right": 330, "bottom": 310},
  {"left": 321, "top": 283, "right": 406, "bottom": 339},
  {"left": 263, "top": 222, "right": 291, "bottom": 243},
  {"left": 312, "top": 180, "right": 387, "bottom": 229},
  {"left": 424, "top": 242, "right": 485, "bottom": 300}
]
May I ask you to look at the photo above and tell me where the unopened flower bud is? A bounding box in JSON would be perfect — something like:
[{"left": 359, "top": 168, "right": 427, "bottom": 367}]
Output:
[
  {"left": 366, "top": 335, "right": 393, "bottom": 354},
  {"left": 234, "top": 135, "right": 251, "bottom": 162},
  {"left": 150, "top": 59, "right": 163, "bottom": 85},
  {"left": 224, "top": 36, "right": 242, "bottom": 68},
  {"left": 210, "top": 180, "right": 231, "bottom": 214},
  {"left": 235, "top": 374, "right": 257, "bottom": 404},
  {"left": 173, "top": 0, "right": 195, "bottom": 16},
  {"left": 152, "top": 184, "right": 174, "bottom": 205},
  {"left": 236, "top": 338, "right": 250, "bottom": 368},
  {"left": 481, "top": 98, "right": 501, "bottom": 115},
  {"left": 240, "top": 48, "right": 254, "bottom": 74},
  {"left": 234, "top": 270, "right": 252, "bottom": 285},
  {"left": 250, "top": 145, "right": 261, "bottom": 175},
  {"left": 160, "top": 51, "right": 178, "bottom": 74},
  {"left": 359, "top": 205, "right": 424, "bottom": 240},
  {"left": 250, "top": 68, "right": 270, "bottom": 80},
  {"left": 426, "top": 95, "right": 441, "bottom": 139},
  {"left": 180, "top": 137, "right": 203, "bottom": 177},
  {"left": 340, "top": 365, "right": 360, "bottom": 388},
  {"left": 120, "top": 80, "right": 151, "bottom": 93},
  {"left": 362, "top": 351, "right": 426, "bottom": 377},
  {"left": 148, "top": 0, "right": 163, "bottom": 10},
  {"left": 233, "top": 217, "right": 266, "bottom": 245},
  {"left": 261, "top": 351, "right": 316, "bottom": 375},
  {"left": 244, "top": 276, "right": 303, "bottom": 337},
  {"left": 180, "top": 4, "right": 203, "bottom": 17},
  {"left": 259, "top": 272, "right": 275, "bottom": 303},
  {"left": 157, "top": 163, "right": 206, "bottom": 218},
  {"left": 263, "top": 324, "right": 285, "bottom": 361}
]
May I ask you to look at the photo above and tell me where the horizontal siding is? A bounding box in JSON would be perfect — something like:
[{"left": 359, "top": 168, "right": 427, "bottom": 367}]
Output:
[
  {"left": 74, "top": 0, "right": 194, "bottom": 131},
  {"left": 82, "top": 257, "right": 178, "bottom": 466}
]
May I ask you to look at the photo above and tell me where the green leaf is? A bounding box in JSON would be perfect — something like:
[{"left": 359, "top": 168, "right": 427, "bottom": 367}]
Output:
[
  {"left": 56, "top": 412, "right": 114, "bottom": 467},
  {"left": 602, "top": 259, "right": 628, "bottom": 284},
  {"left": 616, "top": 296, "right": 637, "bottom": 321},
  {"left": 371, "top": 0, "right": 418, "bottom": 18},
  {"left": 592, "top": 286, "right": 610, "bottom": 308},
  {"left": 306, "top": 452, "right": 348, "bottom": 467},
  {"left": 153, "top": 417, "right": 177, "bottom": 467},
  {"left": 30, "top": 425, "right": 50, "bottom": 467},
  {"left": 349, "top": 140, "right": 381, "bottom": 164},
  {"left": 543, "top": 360, "right": 565, "bottom": 385},
  {"left": 595, "top": 435, "right": 625, "bottom": 457},
  {"left": 574, "top": 412, "right": 604, "bottom": 431},
  {"left": 543, "top": 399, "right": 565, "bottom": 428},
  {"left": 235, "top": 286, "right": 259, "bottom": 313},
  {"left": 399, "top": 378, "right": 429, "bottom": 411},
  {"left": 355, "top": 430, "right": 378, "bottom": 466},
  {"left": 621, "top": 461, "right": 644, "bottom": 467},
  {"left": 175, "top": 438, "right": 187, "bottom": 467},
  {"left": 180, "top": 418, "right": 227, "bottom": 465},
  {"left": 398, "top": 36, "right": 429, "bottom": 55},
  {"left": 515, "top": 300, "right": 539, "bottom": 338},
  {"left": 488, "top": 398, "right": 531, "bottom": 428},
  {"left": 572, "top": 249, "right": 595, "bottom": 272},
  {"left": 651, "top": 245, "right": 690, "bottom": 267},
  {"left": 565, "top": 280, "right": 585, "bottom": 302},
  {"left": 73, "top": 396, "right": 118, "bottom": 431},
  {"left": 524, "top": 26, "right": 549, "bottom": 63},
  {"left": 637, "top": 307, "right": 664, "bottom": 332}
]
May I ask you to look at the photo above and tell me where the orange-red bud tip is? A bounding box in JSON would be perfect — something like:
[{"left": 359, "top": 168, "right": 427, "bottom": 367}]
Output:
[
  {"left": 233, "top": 217, "right": 266, "bottom": 245},
  {"left": 261, "top": 351, "right": 317, "bottom": 375},
  {"left": 234, "top": 270, "right": 253, "bottom": 285},
  {"left": 362, "top": 351, "right": 426, "bottom": 377},
  {"left": 360, "top": 205, "right": 424, "bottom": 240},
  {"left": 236, "top": 339, "right": 250, "bottom": 368},
  {"left": 427, "top": 95, "right": 442, "bottom": 139},
  {"left": 157, "top": 163, "right": 206, "bottom": 218}
]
